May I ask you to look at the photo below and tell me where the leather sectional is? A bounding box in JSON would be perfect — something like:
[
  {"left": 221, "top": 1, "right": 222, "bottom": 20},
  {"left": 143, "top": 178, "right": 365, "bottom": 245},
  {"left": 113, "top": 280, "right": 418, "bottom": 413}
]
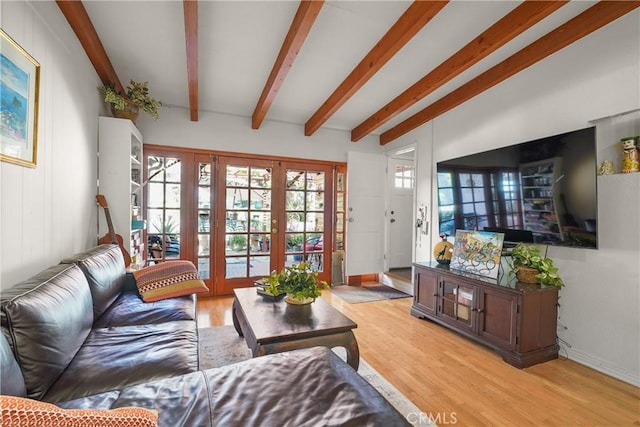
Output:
[{"left": 1, "top": 244, "right": 410, "bottom": 426}]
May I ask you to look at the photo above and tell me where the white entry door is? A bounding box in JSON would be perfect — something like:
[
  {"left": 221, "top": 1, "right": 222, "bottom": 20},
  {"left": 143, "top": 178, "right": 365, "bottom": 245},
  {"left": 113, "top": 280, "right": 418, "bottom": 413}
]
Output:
[
  {"left": 345, "top": 151, "right": 385, "bottom": 276},
  {"left": 387, "top": 157, "right": 414, "bottom": 269}
]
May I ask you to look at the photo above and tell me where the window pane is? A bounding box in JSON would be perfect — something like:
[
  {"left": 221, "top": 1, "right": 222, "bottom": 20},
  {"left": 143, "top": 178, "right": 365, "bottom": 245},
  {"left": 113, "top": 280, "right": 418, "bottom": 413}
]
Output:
[
  {"left": 198, "top": 235, "right": 210, "bottom": 256},
  {"left": 475, "top": 202, "right": 487, "bottom": 215},
  {"left": 439, "top": 188, "right": 454, "bottom": 206},
  {"left": 198, "top": 186, "right": 209, "bottom": 209},
  {"left": 461, "top": 188, "right": 473, "bottom": 203},
  {"left": 226, "top": 211, "right": 248, "bottom": 232},
  {"left": 286, "top": 212, "right": 305, "bottom": 232},
  {"left": 226, "top": 234, "right": 247, "bottom": 255},
  {"left": 286, "top": 170, "right": 305, "bottom": 190},
  {"left": 439, "top": 206, "right": 455, "bottom": 221},
  {"left": 306, "top": 191, "right": 324, "bottom": 211},
  {"left": 459, "top": 173, "right": 471, "bottom": 187},
  {"left": 199, "top": 164, "right": 211, "bottom": 185},
  {"left": 227, "top": 188, "right": 249, "bottom": 210},
  {"left": 306, "top": 212, "right": 324, "bottom": 232},
  {"left": 286, "top": 191, "right": 305, "bottom": 210},
  {"left": 226, "top": 257, "right": 247, "bottom": 278},
  {"left": 249, "top": 256, "right": 270, "bottom": 277},
  {"left": 250, "top": 168, "right": 271, "bottom": 188},
  {"left": 250, "top": 212, "right": 270, "bottom": 232},
  {"left": 147, "top": 183, "right": 164, "bottom": 208},
  {"left": 473, "top": 188, "right": 485, "bottom": 202},
  {"left": 306, "top": 171, "right": 325, "bottom": 191},
  {"left": 286, "top": 233, "right": 304, "bottom": 253},
  {"left": 226, "top": 166, "right": 249, "bottom": 187},
  {"left": 249, "top": 234, "right": 270, "bottom": 254},
  {"left": 462, "top": 203, "right": 475, "bottom": 215},
  {"left": 438, "top": 172, "right": 452, "bottom": 187},
  {"left": 472, "top": 174, "right": 484, "bottom": 187}
]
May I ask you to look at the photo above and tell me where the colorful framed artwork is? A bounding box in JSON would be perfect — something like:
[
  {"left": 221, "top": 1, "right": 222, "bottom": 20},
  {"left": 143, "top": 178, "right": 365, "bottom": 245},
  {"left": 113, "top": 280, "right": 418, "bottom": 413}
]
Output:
[
  {"left": 1, "top": 29, "right": 40, "bottom": 168},
  {"left": 450, "top": 230, "right": 505, "bottom": 279}
]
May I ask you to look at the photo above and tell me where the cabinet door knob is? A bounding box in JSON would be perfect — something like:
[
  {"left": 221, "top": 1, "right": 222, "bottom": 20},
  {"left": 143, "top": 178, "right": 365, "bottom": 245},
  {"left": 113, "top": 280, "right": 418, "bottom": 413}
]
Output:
[
  {"left": 433, "top": 293, "right": 438, "bottom": 297},
  {"left": 477, "top": 309, "right": 485, "bottom": 314}
]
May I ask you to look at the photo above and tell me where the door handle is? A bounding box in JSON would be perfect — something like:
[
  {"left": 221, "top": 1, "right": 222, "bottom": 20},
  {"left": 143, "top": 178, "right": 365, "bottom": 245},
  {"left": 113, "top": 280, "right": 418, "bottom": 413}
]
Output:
[{"left": 390, "top": 218, "right": 396, "bottom": 223}]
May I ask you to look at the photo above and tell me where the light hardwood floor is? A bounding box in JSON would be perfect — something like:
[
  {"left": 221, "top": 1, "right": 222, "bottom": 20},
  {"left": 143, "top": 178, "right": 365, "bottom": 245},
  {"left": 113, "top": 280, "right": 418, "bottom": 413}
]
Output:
[{"left": 197, "top": 290, "right": 640, "bottom": 426}]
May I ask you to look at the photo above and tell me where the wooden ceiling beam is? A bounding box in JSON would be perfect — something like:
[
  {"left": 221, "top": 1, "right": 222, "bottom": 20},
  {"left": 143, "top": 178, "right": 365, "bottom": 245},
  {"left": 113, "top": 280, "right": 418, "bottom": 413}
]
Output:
[
  {"left": 56, "top": 0, "right": 124, "bottom": 95},
  {"left": 184, "top": 0, "right": 199, "bottom": 121},
  {"left": 304, "top": 0, "right": 448, "bottom": 137},
  {"left": 380, "top": 1, "right": 640, "bottom": 145},
  {"left": 252, "top": 1, "right": 324, "bottom": 130},
  {"left": 351, "top": 0, "right": 568, "bottom": 142}
]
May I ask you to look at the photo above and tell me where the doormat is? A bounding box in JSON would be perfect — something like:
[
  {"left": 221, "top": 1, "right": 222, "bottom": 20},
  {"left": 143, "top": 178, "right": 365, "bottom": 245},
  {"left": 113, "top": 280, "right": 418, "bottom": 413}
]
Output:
[
  {"left": 330, "top": 283, "right": 411, "bottom": 304},
  {"left": 198, "top": 326, "right": 429, "bottom": 426}
]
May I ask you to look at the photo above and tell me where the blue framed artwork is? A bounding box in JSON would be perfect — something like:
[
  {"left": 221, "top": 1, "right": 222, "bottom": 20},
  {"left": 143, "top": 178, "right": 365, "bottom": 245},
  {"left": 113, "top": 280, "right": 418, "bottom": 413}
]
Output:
[
  {"left": 1, "top": 29, "right": 40, "bottom": 168},
  {"left": 450, "top": 230, "right": 505, "bottom": 279}
]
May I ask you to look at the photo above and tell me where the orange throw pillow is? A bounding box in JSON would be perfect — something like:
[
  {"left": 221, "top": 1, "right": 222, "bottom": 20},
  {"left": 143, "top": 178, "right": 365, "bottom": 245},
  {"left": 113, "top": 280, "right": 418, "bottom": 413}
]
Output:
[
  {"left": 133, "top": 260, "right": 209, "bottom": 302},
  {"left": 1, "top": 395, "right": 158, "bottom": 427}
]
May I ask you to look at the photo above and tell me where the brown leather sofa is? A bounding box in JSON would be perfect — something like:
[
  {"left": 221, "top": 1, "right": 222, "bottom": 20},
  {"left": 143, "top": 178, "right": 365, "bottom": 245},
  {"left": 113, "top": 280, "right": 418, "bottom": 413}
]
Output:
[{"left": 1, "top": 244, "right": 410, "bottom": 426}]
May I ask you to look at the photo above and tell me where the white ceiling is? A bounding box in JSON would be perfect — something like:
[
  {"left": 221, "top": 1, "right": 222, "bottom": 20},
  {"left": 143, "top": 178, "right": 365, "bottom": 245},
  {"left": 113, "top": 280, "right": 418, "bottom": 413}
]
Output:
[{"left": 82, "top": 1, "right": 599, "bottom": 137}]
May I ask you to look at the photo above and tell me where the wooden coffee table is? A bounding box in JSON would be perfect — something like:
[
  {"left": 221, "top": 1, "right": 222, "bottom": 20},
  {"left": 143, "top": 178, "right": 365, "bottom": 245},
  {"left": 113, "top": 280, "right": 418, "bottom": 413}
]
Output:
[{"left": 232, "top": 287, "right": 360, "bottom": 370}]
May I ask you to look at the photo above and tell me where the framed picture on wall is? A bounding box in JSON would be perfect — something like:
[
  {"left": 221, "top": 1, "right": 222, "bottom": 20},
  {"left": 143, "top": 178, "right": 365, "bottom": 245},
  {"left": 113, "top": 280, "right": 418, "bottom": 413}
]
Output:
[
  {"left": 450, "top": 230, "right": 505, "bottom": 280},
  {"left": 0, "top": 29, "right": 40, "bottom": 168}
]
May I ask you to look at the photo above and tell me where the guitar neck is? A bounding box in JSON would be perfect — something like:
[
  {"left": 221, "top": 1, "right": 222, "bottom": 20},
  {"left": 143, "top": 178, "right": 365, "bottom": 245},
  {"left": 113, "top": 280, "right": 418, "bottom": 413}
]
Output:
[{"left": 103, "top": 207, "right": 118, "bottom": 244}]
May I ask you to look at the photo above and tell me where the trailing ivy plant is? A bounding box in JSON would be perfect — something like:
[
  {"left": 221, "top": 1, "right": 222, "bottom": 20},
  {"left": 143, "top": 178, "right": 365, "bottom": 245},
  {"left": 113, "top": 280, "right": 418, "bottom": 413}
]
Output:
[{"left": 507, "top": 243, "right": 564, "bottom": 287}]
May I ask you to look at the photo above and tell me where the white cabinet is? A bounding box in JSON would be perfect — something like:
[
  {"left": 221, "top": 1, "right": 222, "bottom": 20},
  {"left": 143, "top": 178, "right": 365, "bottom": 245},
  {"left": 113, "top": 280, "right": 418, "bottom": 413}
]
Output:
[
  {"left": 519, "top": 157, "right": 563, "bottom": 244},
  {"left": 98, "top": 117, "right": 144, "bottom": 266}
]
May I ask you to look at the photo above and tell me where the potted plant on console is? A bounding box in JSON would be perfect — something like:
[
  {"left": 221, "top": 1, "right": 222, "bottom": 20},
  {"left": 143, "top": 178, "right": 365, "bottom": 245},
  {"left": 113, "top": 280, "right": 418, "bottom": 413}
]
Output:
[
  {"left": 99, "top": 80, "right": 165, "bottom": 122},
  {"left": 508, "top": 243, "right": 564, "bottom": 287},
  {"left": 264, "top": 261, "right": 329, "bottom": 305}
]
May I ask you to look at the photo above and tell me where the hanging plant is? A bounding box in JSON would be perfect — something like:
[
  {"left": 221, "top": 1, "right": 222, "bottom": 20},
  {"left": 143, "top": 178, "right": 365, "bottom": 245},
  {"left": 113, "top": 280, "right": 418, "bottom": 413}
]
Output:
[{"left": 99, "top": 80, "right": 165, "bottom": 119}]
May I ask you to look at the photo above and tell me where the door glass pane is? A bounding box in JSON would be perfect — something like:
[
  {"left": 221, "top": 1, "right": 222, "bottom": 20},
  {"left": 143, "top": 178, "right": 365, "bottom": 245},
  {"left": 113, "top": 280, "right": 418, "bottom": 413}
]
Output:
[
  {"left": 285, "top": 169, "right": 326, "bottom": 272},
  {"left": 286, "top": 170, "right": 305, "bottom": 190},
  {"left": 226, "top": 211, "right": 248, "bottom": 232},
  {"left": 197, "top": 161, "right": 212, "bottom": 282},
  {"left": 227, "top": 188, "right": 249, "bottom": 209},
  {"left": 306, "top": 191, "right": 324, "bottom": 210},
  {"left": 224, "top": 165, "right": 272, "bottom": 279},
  {"left": 306, "top": 212, "right": 324, "bottom": 232},
  {"left": 146, "top": 156, "right": 181, "bottom": 265},
  {"left": 226, "top": 166, "right": 249, "bottom": 186}
]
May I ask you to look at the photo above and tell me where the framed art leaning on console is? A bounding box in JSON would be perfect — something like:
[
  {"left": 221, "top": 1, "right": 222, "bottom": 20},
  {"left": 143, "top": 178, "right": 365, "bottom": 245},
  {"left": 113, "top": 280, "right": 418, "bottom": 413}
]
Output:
[{"left": 0, "top": 28, "right": 40, "bottom": 168}]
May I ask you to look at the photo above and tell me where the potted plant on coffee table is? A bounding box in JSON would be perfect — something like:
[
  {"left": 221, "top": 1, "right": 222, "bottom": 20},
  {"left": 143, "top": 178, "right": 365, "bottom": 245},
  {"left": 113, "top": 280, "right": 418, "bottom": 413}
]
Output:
[
  {"left": 264, "top": 261, "right": 329, "bottom": 305},
  {"left": 508, "top": 243, "right": 564, "bottom": 287},
  {"left": 99, "top": 80, "right": 165, "bottom": 122}
]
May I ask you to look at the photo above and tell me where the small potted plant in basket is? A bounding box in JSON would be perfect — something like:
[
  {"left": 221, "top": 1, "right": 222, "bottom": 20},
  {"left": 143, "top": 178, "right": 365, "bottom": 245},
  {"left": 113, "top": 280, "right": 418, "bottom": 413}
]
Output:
[
  {"left": 508, "top": 243, "right": 564, "bottom": 287},
  {"left": 99, "top": 80, "right": 165, "bottom": 122},
  {"left": 264, "top": 261, "right": 329, "bottom": 305}
]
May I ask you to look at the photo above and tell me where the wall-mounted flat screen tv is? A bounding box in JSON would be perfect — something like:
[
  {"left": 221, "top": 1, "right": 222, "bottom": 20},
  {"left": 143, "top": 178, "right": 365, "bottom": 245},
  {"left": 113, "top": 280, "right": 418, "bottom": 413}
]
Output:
[{"left": 437, "top": 126, "right": 597, "bottom": 249}]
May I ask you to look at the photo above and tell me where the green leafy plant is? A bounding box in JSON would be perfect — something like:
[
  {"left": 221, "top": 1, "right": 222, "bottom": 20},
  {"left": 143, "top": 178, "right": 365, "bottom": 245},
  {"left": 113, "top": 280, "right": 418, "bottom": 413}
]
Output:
[
  {"left": 508, "top": 243, "right": 564, "bottom": 287},
  {"left": 264, "top": 261, "right": 328, "bottom": 301},
  {"left": 99, "top": 80, "right": 165, "bottom": 119}
]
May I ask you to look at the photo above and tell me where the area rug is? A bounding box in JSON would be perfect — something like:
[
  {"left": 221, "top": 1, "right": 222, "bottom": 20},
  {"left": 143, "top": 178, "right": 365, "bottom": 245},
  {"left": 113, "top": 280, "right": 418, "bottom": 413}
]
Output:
[
  {"left": 330, "top": 283, "right": 412, "bottom": 304},
  {"left": 198, "top": 326, "right": 429, "bottom": 426}
]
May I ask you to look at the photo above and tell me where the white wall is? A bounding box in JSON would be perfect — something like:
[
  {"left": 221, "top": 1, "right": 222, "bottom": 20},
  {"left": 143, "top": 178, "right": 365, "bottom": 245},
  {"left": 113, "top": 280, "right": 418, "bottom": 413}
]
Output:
[
  {"left": 386, "top": 11, "right": 640, "bottom": 385},
  {"left": 137, "top": 107, "right": 382, "bottom": 162},
  {"left": 0, "top": 1, "right": 104, "bottom": 289}
]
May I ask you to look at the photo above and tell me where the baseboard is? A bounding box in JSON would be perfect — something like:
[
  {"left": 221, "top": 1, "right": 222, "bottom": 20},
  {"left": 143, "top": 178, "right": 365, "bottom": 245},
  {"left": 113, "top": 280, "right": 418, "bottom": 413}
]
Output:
[
  {"left": 346, "top": 274, "right": 379, "bottom": 285},
  {"left": 564, "top": 347, "right": 640, "bottom": 387}
]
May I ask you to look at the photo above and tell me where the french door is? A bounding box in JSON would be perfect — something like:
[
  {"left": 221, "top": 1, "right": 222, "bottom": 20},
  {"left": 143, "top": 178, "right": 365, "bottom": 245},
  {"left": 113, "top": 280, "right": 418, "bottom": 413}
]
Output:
[
  {"left": 214, "top": 156, "right": 333, "bottom": 295},
  {"left": 144, "top": 148, "right": 335, "bottom": 296}
]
